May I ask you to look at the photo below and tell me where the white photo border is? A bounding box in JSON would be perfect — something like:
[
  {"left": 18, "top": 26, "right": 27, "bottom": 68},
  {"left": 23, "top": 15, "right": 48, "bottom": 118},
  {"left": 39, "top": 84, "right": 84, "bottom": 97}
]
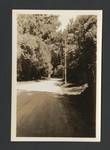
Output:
[{"left": 11, "top": 9, "right": 103, "bottom": 142}]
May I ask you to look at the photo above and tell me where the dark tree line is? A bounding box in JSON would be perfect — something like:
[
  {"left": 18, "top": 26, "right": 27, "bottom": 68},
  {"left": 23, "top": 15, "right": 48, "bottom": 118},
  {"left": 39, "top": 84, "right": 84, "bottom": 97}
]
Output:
[
  {"left": 17, "top": 14, "right": 97, "bottom": 89},
  {"left": 17, "top": 14, "right": 61, "bottom": 80},
  {"left": 65, "top": 15, "right": 97, "bottom": 87}
]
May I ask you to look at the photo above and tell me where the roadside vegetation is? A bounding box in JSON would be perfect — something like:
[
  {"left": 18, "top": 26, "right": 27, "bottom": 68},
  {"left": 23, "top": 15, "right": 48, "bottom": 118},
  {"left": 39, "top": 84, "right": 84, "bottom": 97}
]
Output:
[
  {"left": 17, "top": 14, "right": 97, "bottom": 136},
  {"left": 17, "top": 14, "right": 97, "bottom": 88}
]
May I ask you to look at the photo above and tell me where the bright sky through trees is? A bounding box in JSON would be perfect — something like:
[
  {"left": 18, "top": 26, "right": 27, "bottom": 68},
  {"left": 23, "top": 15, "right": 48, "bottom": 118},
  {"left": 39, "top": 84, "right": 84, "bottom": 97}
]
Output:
[{"left": 58, "top": 14, "right": 77, "bottom": 31}]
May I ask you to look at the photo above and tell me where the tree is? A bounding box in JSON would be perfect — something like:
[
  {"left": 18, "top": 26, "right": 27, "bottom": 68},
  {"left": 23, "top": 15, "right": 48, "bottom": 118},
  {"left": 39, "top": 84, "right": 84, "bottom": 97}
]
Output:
[
  {"left": 17, "top": 14, "right": 60, "bottom": 80},
  {"left": 65, "top": 15, "right": 97, "bottom": 86},
  {"left": 64, "top": 15, "right": 97, "bottom": 130}
]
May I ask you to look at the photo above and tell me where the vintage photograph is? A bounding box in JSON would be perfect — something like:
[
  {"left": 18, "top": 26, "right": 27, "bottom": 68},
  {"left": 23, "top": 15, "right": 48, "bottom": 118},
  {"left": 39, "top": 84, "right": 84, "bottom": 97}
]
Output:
[{"left": 11, "top": 10, "right": 102, "bottom": 142}]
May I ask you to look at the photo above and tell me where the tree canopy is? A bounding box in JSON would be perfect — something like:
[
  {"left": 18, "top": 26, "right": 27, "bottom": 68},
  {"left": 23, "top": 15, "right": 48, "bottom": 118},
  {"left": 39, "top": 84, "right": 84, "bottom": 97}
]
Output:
[
  {"left": 17, "top": 14, "right": 60, "bottom": 80},
  {"left": 17, "top": 14, "right": 97, "bottom": 88},
  {"left": 65, "top": 15, "right": 97, "bottom": 85}
]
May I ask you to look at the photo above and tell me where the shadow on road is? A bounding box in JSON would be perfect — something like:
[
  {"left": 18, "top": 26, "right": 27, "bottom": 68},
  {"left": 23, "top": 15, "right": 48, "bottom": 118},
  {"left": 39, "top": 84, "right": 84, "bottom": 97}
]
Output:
[{"left": 17, "top": 79, "right": 96, "bottom": 137}]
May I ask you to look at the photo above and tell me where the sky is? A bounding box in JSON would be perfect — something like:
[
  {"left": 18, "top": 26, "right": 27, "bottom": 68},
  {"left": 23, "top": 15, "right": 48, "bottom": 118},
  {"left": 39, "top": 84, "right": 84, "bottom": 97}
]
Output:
[
  {"left": 15, "top": 10, "right": 99, "bottom": 31},
  {"left": 15, "top": 10, "right": 100, "bottom": 31},
  {"left": 58, "top": 14, "right": 77, "bottom": 31}
]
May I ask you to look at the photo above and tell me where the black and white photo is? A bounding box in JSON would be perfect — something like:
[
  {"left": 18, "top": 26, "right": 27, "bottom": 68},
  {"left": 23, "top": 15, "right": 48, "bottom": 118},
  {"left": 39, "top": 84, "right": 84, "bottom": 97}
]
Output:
[{"left": 11, "top": 10, "right": 102, "bottom": 142}]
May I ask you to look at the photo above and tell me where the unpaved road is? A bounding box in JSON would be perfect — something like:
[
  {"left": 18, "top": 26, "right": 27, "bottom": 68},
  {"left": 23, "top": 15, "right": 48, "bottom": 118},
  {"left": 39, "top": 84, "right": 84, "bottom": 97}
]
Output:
[{"left": 17, "top": 78, "right": 94, "bottom": 137}]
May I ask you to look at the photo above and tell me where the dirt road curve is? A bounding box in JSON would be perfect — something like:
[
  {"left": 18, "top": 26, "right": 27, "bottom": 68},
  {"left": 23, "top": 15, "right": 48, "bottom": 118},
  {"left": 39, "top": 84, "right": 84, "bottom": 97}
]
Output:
[{"left": 17, "top": 79, "right": 94, "bottom": 137}]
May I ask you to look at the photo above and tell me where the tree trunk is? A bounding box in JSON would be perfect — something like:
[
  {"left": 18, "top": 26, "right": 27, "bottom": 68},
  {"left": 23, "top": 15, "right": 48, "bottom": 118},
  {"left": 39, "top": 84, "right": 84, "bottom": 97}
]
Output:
[{"left": 48, "top": 74, "right": 51, "bottom": 79}]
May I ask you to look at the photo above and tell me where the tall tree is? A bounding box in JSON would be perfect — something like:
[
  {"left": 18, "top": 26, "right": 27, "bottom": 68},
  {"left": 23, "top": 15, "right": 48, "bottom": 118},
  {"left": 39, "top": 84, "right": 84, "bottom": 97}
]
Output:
[
  {"left": 65, "top": 15, "right": 97, "bottom": 86},
  {"left": 17, "top": 14, "right": 60, "bottom": 80}
]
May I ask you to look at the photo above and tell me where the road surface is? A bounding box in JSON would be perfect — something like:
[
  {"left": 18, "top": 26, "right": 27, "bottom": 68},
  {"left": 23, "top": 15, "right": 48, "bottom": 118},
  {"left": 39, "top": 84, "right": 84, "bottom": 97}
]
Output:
[{"left": 17, "top": 78, "right": 94, "bottom": 137}]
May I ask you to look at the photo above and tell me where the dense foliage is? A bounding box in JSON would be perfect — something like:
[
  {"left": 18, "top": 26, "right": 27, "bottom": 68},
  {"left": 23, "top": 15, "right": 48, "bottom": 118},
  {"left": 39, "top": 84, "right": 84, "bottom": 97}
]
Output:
[
  {"left": 17, "top": 14, "right": 61, "bottom": 80},
  {"left": 65, "top": 15, "right": 97, "bottom": 86},
  {"left": 17, "top": 14, "right": 97, "bottom": 88}
]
